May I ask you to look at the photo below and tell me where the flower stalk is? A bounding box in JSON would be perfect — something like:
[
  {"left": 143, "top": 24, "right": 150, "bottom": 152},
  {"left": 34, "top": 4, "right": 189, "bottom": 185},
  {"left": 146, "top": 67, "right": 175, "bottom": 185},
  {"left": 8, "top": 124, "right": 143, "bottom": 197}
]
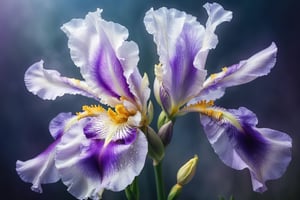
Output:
[
  {"left": 154, "top": 161, "right": 166, "bottom": 200},
  {"left": 125, "top": 177, "right": 139, "bottom": 200}
]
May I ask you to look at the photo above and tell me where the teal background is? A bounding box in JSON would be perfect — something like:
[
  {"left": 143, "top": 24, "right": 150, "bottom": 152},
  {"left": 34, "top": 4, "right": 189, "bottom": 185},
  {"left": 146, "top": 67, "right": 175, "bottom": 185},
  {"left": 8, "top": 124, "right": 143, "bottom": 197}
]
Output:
[{"left": 1, "top": 0, "right": 299, "bottom": 199}]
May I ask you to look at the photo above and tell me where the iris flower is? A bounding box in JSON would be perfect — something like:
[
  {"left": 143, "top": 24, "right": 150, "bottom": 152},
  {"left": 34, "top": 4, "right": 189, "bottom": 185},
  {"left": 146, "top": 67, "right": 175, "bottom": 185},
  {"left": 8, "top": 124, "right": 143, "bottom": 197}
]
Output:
[
  {"left": 16, "top": 9, "right": 150, "bottom": 199},
  {"left": 144, "top": 2, "right": 292, "bottom": 192}
]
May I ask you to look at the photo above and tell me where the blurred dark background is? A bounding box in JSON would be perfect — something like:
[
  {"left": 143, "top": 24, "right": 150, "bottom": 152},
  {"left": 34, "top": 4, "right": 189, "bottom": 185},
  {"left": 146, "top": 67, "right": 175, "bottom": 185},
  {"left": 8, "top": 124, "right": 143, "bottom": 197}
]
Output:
[{"left": 1, "top": 0, "right": 299, "bottom": 199}]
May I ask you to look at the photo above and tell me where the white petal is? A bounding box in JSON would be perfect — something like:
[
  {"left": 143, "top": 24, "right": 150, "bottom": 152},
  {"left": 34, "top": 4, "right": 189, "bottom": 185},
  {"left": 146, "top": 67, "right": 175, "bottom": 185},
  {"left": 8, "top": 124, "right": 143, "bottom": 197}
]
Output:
[
  {"left": 16, "top": 140, "right": 60, "bottom": 193},
  {"left": 25, "top": 60, "right": 99, "bottom": 100}
]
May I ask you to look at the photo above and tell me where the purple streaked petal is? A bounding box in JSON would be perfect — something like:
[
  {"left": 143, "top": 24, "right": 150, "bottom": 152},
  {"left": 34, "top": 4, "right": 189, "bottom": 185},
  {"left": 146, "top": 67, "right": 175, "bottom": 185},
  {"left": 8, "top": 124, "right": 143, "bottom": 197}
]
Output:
[
  {"left": 62, "top": 9, "right": 140, "bottom": 106},
  {"left": 200, "top": 106, "right": 292, "bottom": 192},
  {"left": 82, "top": 112, "right": 136, "bottom": 141},
  {"left": 197, "top": 43, "right": 277, "bottom": 101},
  {"left": 16, "top": 139, "right": 61, "bottom": 193},
  {"left": 56, "top": 119, "right": 147, "bottom": 199},
  {"left": 55, "top": 120, "right": 102, "bottom": 199},
  {"left": 96, "top": 130, "right": 146, "bottom": 191},
  {"left": 25, "top": 60, "right": 100, "bottom": 100},
  {"left": 158, "top": 84, "right": 173, "bottom": 115},
  {"left": 144, "top": 7, "right": 207, "bottom": 107}
]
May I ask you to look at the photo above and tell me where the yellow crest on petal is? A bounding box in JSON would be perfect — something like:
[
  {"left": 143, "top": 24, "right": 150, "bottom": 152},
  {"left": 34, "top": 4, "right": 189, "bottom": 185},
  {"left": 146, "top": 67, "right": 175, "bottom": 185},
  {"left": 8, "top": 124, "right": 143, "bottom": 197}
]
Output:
[
  {"left": 108, "top": 104, "right": 137, "bottom": 124},
  {"left": 76, "top": 105, "right": 105, "bottom": 120}
]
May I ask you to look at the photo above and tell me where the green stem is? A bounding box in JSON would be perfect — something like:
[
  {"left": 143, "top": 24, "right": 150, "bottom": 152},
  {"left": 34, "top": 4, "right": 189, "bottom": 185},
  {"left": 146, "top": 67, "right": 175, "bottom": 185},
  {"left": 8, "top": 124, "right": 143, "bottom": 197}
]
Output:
[
  {"left": 154, "top": 161, "right": 166, "bottom": 200},
  {"left": 125, "top": 177, "right": 139, "bottom": 200}
]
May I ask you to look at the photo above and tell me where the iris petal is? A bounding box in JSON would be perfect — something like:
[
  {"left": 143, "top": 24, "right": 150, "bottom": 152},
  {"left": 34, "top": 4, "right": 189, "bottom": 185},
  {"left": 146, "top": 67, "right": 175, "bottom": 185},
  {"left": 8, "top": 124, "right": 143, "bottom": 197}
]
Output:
[
  {"left": 16, "top": 113, "right": 74, "bottom": 193},
  {"left": 200, "top": 107, "right": 292, "bottom": 192},
  {"left": 25, "top": 60, "right": 99, "bottom": 100},
  {"left": 62, "top": 9, "right": 143, "bottom": 106},
  {"left": 56, "top": 116, "right": 147, "bottom": 199},
  {"left": 16, "top": 141, "right": 60, "bottom": 193}
]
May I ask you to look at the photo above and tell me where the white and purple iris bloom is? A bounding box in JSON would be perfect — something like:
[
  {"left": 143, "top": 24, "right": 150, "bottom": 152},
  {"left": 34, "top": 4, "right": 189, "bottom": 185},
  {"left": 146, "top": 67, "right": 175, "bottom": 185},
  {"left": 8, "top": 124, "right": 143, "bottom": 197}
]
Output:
[
  {"left": 17, "top": 9, "right": 150, "bottom": 199},
  {"left": 144, "top": 3, "right": 291, "bottom": 193},
  {"left": 16, "top": 2, "right": 292, "bottom": 199}
]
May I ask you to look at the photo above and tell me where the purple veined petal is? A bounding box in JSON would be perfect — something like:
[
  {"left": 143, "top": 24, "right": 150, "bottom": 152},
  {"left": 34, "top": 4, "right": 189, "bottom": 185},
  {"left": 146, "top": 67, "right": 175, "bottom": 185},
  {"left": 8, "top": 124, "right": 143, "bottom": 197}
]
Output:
[
  {"left": 191, "top": 43, "right": 278, "bottom": 103},
  {"left": 98, "top": 128, "right": 147, "bottom": 191},
  {"left": 25, "top": 60, "right": 100, "bottom": 101},
  {"left": 56, "top": 117, "right": 148, "bottom": 199},
  {"left": 144, "top": 7, "right": 207, "bottom": 114},
  {"left": 55, "top": 119, "right": 102, "bottom": 199},
  {"left": 16, "top": 112, "right": 75, "bottom": 193},
  {"left": 200, "top": 106, "right": 292, "bottom": 192},
  {"left": 62, "top": 9, "right": 140, "bottom": 106},
  {"left": 82, "top": 104, "right": 143, "bottom": 140}
]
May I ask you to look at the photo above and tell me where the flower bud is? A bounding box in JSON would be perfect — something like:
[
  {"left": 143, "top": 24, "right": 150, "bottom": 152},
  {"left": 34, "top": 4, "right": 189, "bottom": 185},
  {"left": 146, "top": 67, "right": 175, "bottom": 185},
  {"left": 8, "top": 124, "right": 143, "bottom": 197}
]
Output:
[
  {"left": 158, "top": 120, "right": 173, "bottom": 146},
  {"left": 157, "top": 111, "right": 169, "bottom": 129},
  {"left": 177, "top": 155, "right": 198, "bottom": 186},
  {"left": 145, "top": 126, "right": 165, "bottom": 164},
  {"left": 147, "top": 101, "right": 154, "bottom": 124}
]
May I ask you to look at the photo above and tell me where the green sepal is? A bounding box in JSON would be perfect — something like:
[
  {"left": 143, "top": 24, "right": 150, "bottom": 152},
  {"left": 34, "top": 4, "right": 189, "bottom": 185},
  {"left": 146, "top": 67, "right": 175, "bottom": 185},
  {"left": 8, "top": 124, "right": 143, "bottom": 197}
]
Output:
[
  {"left": 167, "top": 184, "right": 182, "bottom": 200},
  {"left": 145, "top": 126, "right": 165, "bottom": 164}
]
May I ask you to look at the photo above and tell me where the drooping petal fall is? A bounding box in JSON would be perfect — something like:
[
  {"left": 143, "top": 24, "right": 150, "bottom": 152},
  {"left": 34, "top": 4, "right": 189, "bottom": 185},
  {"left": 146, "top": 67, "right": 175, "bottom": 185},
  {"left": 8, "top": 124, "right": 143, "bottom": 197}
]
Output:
[
  {"left": 198, "top": 106, "right": 291, "bottom": 192},
  {"left": 55, "top": 113, "right": 148, "bottom": 199},
  {"left": 16, "top": 113, "right": 74, "bottom": 193}
]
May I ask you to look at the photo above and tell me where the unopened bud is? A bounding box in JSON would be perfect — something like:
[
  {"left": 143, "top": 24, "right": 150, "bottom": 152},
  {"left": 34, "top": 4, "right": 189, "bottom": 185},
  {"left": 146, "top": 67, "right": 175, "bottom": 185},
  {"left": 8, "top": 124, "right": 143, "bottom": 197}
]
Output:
[
  {"left": 177, "top": 155, "right": 198, "bottom": 186},
  {"left": 157, "top": 111, "right": 169, "bottom": 129},
  {"left": 147, "top": 101, "right": 154, "bottom": 124},
  {"left": 145, "top": 126, "right": 165, "bottom": 164},
  {"left": 158, "top": 120, "right": 173, "bottom": 146}
]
